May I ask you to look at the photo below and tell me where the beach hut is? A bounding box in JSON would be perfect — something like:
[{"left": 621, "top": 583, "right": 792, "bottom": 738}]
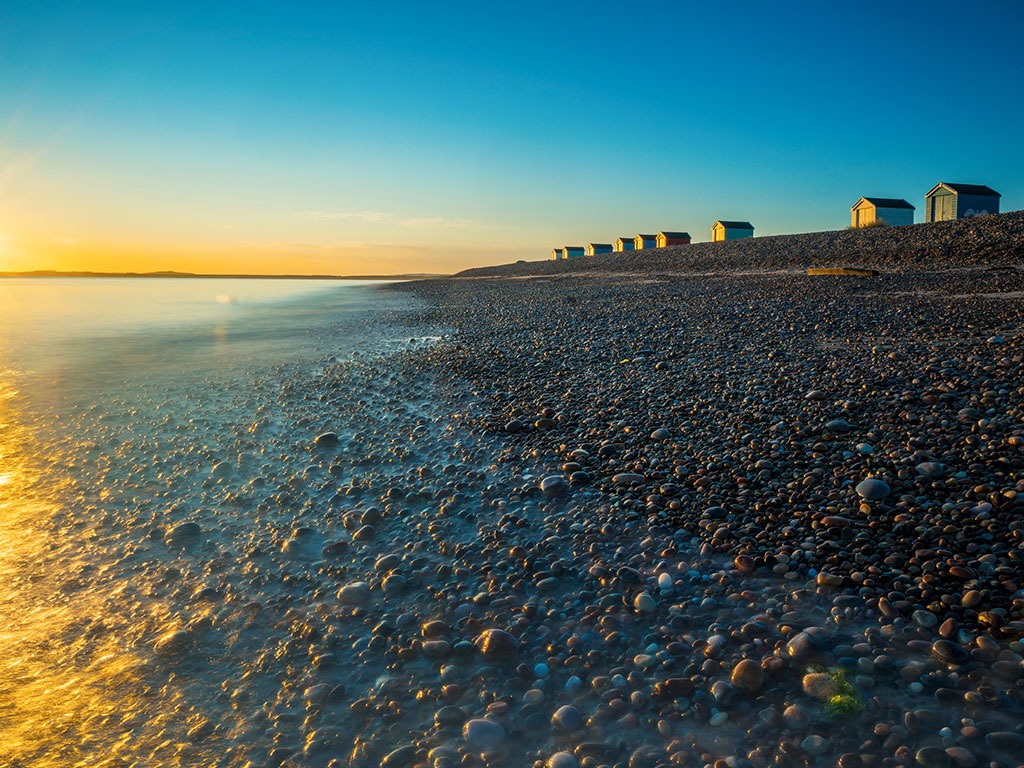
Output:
[
  {"left": 656, "top": 231, "right": 692, "bottom": 247},
  {"left": 614, "top": 237, "right": 636, "bottom": 252},
  {"left": 924, "top": 182, "right": 1001, "bottom": 222},
  {"left": 585, "top": 243, "right": 613, "bottom": 256},
  {"left": 850, "top": 198, "right": 914, "bottom": 228},
  {"left": 562, "top": 246, "right": 585, "bottom": 259},
  {"left": 551, "top": 248, "right": 563, "bottom": 260},
  {"left": 634, "top": 234, "right": 657, "bottom": 250},
  {"left": 711, "top": 221, "right": 755, "bottom": 242}
]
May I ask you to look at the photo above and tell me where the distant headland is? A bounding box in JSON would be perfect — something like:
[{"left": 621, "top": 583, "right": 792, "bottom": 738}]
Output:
[{"left": 0, "top": 270, "right": 447, "bottom": 280}]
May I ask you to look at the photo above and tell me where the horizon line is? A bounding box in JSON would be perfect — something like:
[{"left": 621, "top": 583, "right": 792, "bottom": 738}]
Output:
[{"left": 0, "top": 269, "right": 451, "bottom": 280}]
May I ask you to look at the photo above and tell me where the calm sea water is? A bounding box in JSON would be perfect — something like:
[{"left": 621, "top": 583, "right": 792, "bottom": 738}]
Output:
[
  {"left": 0, "top": 277, "right": 423, "bottom": 766},
  {"left": 0, "top": 278, "right": 395, "bottom": 403}
]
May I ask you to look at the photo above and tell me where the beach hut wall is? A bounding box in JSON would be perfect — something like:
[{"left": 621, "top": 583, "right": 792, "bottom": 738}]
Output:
[
  {"left": 711, "top": 220, "right": 755, "bottom": 242},
  {"left": 924, "top": 182, "right": 1000, "bottom": 222},
  {"left": 614, "top": 237, "right": 636, "bottom": 252},
  {"left": 850, "top": 198, "right": 914, "bottom": 228},
  {"left": 585, "top": 243, "right": 614, "bottom": 256},
  {"left": 562, "top": 246, "right": 585, "bottom": 259},
  {"left": 552, "top": 248, "right": 563, "bottom": 260},
  {"left": 634, "top": 234, "right": 658, "bottom": 250},
  {"left": 656, "top": 231, "right": 691, "bottom": 247}
]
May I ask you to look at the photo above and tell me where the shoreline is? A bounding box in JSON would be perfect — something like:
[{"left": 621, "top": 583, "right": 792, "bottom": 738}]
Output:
[{"left": 0, "top": 271, "right": 443, "bottom": 280}]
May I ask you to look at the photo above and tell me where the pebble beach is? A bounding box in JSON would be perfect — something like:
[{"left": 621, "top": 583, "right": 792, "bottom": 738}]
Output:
[
  {"left": 4, "top": 216, "right": 1024, "bottom": 768},
  {"left": 379, "top": 214, "right": 1024, "bottom": 768}
]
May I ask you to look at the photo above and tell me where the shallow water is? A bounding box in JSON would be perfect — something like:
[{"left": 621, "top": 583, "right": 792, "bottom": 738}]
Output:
[{"left": 0, "top": 278, "right": 437, "bottom": 766}]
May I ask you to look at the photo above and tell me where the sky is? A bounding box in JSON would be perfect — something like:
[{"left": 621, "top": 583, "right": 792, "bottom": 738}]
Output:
[{"left": 2, "top": 0, "right": 1023, "bottom": 275}]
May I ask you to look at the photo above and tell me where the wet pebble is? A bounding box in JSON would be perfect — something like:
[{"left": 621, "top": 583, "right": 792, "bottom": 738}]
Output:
[{"left": 463, "top": 718, "right": 505, "bottom": 754}]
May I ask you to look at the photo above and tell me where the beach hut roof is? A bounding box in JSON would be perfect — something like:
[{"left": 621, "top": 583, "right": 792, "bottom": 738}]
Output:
[
  {"left": 927, "top": 183, "right": 1001, "bottom": 197},
  {"left": 856, "top": 198, "right": 915, "bottom": 210},
  {"left": 636, "top": 233, "right": 657, "bottom": 239},
  {"left": 714, "top": 220, "right": 755, "bottom": 229},
  {"left": 658, "top": 231, "right": 691, "bottom": 238}
]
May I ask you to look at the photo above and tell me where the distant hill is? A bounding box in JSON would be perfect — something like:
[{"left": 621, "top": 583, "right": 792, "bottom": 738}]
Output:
[
  {"left": 0, "top": 270, "right": 447, "bottom": 280},
  {"left": 456, "top": 210, "right": 1024, "bottom": 278}
]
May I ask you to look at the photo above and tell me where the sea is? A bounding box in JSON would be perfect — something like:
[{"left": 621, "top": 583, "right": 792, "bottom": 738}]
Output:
[{"left": 0, "top": 278, "right": 431, "bottom": 766}]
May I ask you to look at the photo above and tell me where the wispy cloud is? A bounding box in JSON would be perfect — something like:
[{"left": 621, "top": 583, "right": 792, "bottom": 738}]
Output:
[
  {"left": 302, "top": 210, "right": 396, "bottom": 223},
  {"left": 298, "top": 210, "right": 486, "bottom": 229},
  {"left": 403, "top": 216, "right": 482, "bottom": 229}
]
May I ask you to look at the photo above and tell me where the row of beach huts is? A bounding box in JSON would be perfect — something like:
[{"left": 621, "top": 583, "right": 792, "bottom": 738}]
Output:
[
  {"left": 550, "top": 181, "right": 1002, "bottom": 260},
  {"left": 553, "top": 221, "right": 754, "bottom": 260}
]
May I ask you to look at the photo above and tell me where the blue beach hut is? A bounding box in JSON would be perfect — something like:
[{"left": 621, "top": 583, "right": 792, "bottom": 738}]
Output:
[
  {"left": 634, "top": 234, "right": 657, "bottom": 250},
  {"left": 924, "top": 183, "right": 1000, "bottom": 222}
]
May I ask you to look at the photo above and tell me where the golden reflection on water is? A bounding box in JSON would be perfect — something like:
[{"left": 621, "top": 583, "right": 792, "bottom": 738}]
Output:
[{"left": 0, "top": 376, "right": 151, "bottom": 767}]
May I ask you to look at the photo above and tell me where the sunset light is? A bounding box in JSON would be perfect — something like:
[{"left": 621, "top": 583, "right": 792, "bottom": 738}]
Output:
[
  {"left": 2, "top": 2, "right": 1022, "bottom": 275},
  {"left": 2, "top": 2, "right": 1024, "bottom": 766}
]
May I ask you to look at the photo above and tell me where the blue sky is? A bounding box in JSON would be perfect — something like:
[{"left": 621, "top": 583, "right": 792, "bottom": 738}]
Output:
[{"left": 2, "top": 0, "right": 1022, "bottom": 273}]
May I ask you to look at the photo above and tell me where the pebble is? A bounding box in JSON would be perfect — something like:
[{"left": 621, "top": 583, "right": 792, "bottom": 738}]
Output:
[
  {"left": 475, "top": 628, "right": 519, "bottom": 661},
  {"left": 931, "top": 639, "right": 969, "bottom": 664},
  {"left": 916, "top": 461, "right": 945, "bottom": 478},
  {"left": 164, "top": 521, "right": 201, "bottom": 546},
  {"left": 153, "top": 629, "right": 191, "bottom": 657},
  {"left": 945, "top": 747, "right": 978, "bottom": 768},
  {"left": 802, "top": 672, "right": 839, "bottom": 701},
  {"left": 313, "top": 431, "right": 339, "bottom": 447},
  {"left": 855, "top": 478, "right": 891, "bottom": 500},
  {"left": 915, "top": 746, "right": 950, "bottom": 768},
  {"left": 540, "top": 475, "right": 567, "bottom": 498},
  {"left": 985, "top": 732, "right": 1024, "bottom": 753},
  {"left": 551, "top": 705, "right": 583, "bottom": 732},
  {"left": 786, "top": 631, "right": 821, "bottom": 660},
  {"left": 730, "top": 659, "right": 764, "bottom": 693},
  {"left": 463, "top": 719, "right": 506, "bottom": 753},
  {"left": 633, "top": 592, "right": 657, "bottom": 613},
  {"left": 783, "top": 704, "right": 811, "bottom": 731},
  {"left": 337, "top": 581, "right": 371, "bottom": 605},
  {"left": 547, "top": 752, "right": 578, "bottom": 768},
  {"left": 801, "top": 735, "right": 829, "bottom": 756}
]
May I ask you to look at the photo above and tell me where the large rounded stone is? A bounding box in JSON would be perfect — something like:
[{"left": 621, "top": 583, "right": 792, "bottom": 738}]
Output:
[
  {"left": 855, "top": 478, "right": 891, "bottom": 500},
  {"left": 547, "top": 752, "right": 578, "bottom": 768},
  {"left": 463, "top": 718, "right": 505, "bottom": 753},
  {"left": 154, "top": 629, "right": 191, "bottom": 657},
  {"left": 551, "top": 705, "right": 583, "bottom": 732},
  {"left": 931, "top": 639, "right": 969, "bottom": 664},
  {"left": 730, "top": 659, "right": 765, "bottom": 692},
  {"left": 164, "top": 521, "right": 201, "bottom": 546},
  {"left": 314, "top": 431, "right": 339, "bottom": 447},
  {"left": 633, "top": 592, "right": 657, "bottom": 614},
  {"left": 540, "top": 475, "right": 567, "bottom": 498},
  {"left": 338, "top": 581, "right": 371, "bottom": 606},
  {"left": 786, "top": 631, "right": 821, "bottom": 660},
  {"left": 476, "top": 628, "right": 519, "bottom": 661},
  {"left": 802, "top": 672, "right": 839, "bottom": 701}
]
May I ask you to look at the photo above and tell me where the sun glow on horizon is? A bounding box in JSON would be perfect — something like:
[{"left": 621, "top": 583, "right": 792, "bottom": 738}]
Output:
[{"left": 1, "top": 1, "right": 1021, "bottom": 274}]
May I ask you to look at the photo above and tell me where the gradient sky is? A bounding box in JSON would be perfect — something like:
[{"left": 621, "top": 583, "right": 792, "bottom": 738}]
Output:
[{"left": 2, "top": 1, "right": 1023, "bottom": 275}]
